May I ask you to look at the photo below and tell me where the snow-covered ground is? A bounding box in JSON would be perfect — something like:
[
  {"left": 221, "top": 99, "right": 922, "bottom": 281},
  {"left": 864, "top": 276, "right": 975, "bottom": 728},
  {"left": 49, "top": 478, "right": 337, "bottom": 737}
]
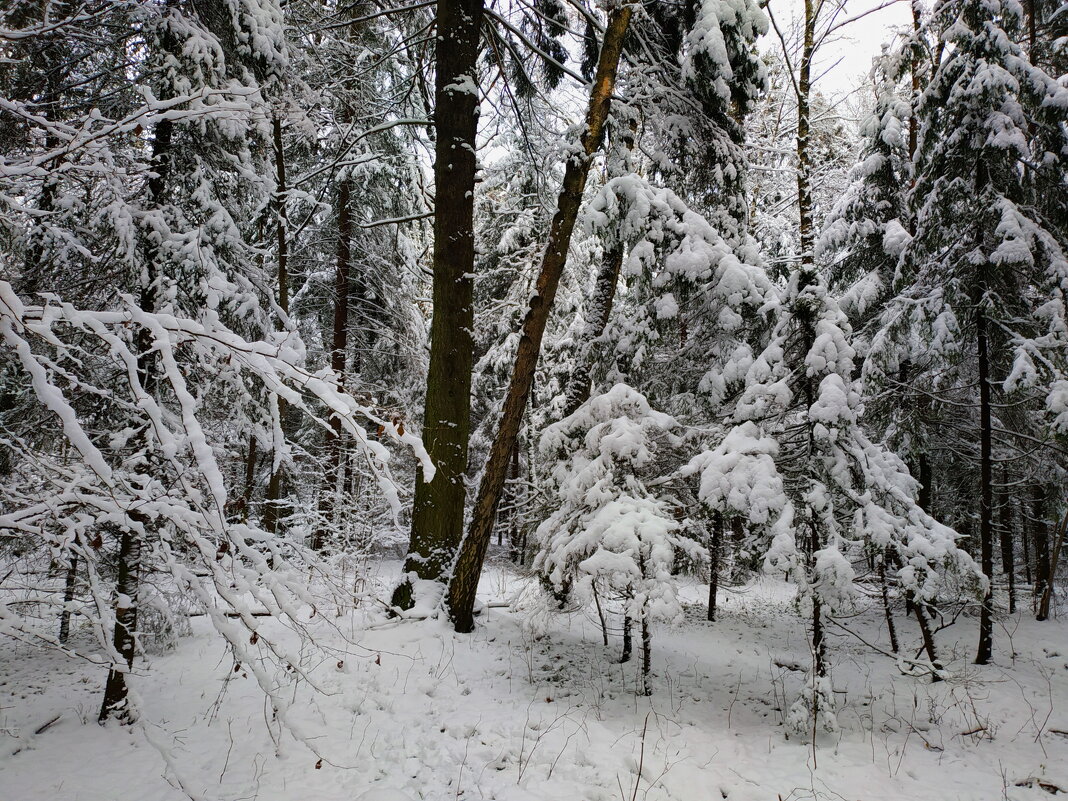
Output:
[{"left": 2, "top": 561, "right": 1066, "bottom": 801}]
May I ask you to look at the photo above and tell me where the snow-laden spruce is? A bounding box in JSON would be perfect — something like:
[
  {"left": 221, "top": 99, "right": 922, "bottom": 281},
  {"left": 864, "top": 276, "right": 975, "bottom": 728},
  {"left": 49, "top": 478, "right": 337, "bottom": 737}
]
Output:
[
  {"left": 689, "top": 266, "right": 982, "bottom": 731},
  {"left": 532, "top": 384, "right": 704, "bottom": 693}
]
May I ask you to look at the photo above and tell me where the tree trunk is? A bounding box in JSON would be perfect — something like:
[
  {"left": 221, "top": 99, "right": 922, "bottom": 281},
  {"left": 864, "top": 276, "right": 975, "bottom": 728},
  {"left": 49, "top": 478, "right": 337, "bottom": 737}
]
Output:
[
  {"left": 263, "top": 117, "right": 290, "bottom": 536},
  {"left": 708, "top": 512, "right": 722, "bottom": 622},
  {"left": 1037, "top": 508, "right": 1066, "bottom": 621},
  {"left": 975, "top": 299, "right": 994, "bottom": 664},
  {"left": 913, "top": 597, "right": 943, "bottom": 681},
  {"left": 795, "top": 0, "right": 816, "bottom": 269},
  {"left": 620, "top": 613, "right": 632, "bottom": 663},
  {"left": 99, "top": 524, "right": 142, "bottom": 722},
  {"left": 58, "top": 552, "right": 78, "bottom": 645},
  {"left": 878, "top": 551, "right": 899, "bottom": 653},
  {"left": 445, "top": 4, "right": 633, "bottom": 632},
  {"left": 560, "top": 123, "right": 635, "bottom": 418},
  {"left": 392, "top": 0, "right": 483, "bottom": 609},
  {"left": 100, "top": 91, "right": 173, "bottom": 721},
  {"left": 998, "top": 467, "right": 1016, "bottom": 614},
  {"left": 641, "top": 615, "right": 652, "bottom": 696},
  {"left": 1033, "top": 486, "right": 1051, "bottom": 616},
  {"left": 313, "top": 176, "right": 353, "bottom": 551}
]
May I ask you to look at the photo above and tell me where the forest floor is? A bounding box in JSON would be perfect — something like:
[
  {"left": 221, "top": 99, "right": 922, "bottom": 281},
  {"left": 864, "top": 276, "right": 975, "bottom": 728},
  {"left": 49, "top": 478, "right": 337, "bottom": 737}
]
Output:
[{"left": 1, "top": 559, "right": 1066, "bottom": 801}]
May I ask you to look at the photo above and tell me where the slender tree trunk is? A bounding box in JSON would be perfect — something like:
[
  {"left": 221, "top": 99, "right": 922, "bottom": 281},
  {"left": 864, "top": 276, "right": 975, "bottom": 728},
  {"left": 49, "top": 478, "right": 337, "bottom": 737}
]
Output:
[
  {"left": 99, "top": 525, "right": 142, "bottom": 722},
  {"left": 975, "top": 298, "right": 994, "bottom": 664},
  {"left": 445, "top": 4, "right": 633, "bottom": 632},
  {"left": 264, "top": 117, "right": 290, "bottom": 536},
  {"left": 560, "top": 123, "right": 635, "bottom": 417},
  {"left": 913, "top": 597, "right": 943, "bottom": 680},
  {"left": 58, "top": 552, "right": 78, "bottom": 644},
  {"left": 620, "top": 613, "right": 632, "bottom": 663},
  {"left": 392, "top": 0, "right": 483, "bottom": 609},
  {"left": 998, "top": 468, "right": 1016, "bottom": 614},
  {"left": 100, "top": 96, "right": 173, "bottom": 722},
  {"left": 507, "top": 445, "right": 521, "bottom": 562},
  {"left": 641, "top": 615, "right": 652, "bottom": 696},
  {"left": 313, "top": 177, "right": 353, "bottom": 551},
  {"left": 708, "top": 512, "right": 722, "bottom": 622},
  {"left": 878, "top": 552, "right": 899, "bottom": 653},
  {"left": 592, "top": 582, "right": 609, "bottom": 647},
  {"left": 795, "top": 0, "right": 816, "bottom": 269},
  {"left": 242, "top": 432, "right": 257, "bottom": 522},
  {"left": 1022, "top": 504, "right": 1032, "bottom": 585},
  {"left": 1038, "top": 508, "right": 1066, "bottom": 621},
  {"left": 1033, "top": 486, "right": 1051, "bottom": 616}
]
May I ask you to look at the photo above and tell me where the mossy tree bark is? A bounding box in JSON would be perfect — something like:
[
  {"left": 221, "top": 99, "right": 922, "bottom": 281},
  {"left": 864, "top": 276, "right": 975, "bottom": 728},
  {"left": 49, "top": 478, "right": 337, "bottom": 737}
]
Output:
[{"left": 392, "top": 0, "right": 483, "bottom": 609}]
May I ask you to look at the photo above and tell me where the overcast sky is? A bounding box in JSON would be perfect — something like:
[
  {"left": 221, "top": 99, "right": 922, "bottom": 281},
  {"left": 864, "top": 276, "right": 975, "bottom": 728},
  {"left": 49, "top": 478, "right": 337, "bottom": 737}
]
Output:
[{"left": 762, "top": 0, "right": 917, "bottom": 98}]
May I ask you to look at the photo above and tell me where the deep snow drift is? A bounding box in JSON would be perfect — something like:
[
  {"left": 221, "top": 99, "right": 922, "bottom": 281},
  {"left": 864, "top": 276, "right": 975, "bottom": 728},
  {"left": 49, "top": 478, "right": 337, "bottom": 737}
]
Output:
[{"left": 1, "top": 562, "right": 1065, "bottom": 801}]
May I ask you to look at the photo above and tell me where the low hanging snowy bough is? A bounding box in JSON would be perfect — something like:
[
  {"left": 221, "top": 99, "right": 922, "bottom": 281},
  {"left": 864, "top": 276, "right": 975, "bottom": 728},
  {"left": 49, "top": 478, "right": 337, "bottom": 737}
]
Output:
[{"left": 0, "top": 281, "right": 432, "bottom": 762}]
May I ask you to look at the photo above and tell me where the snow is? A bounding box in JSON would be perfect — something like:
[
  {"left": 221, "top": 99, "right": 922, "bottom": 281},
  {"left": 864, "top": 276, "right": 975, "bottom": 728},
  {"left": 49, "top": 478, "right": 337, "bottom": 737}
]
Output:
[{"left": 3, "top": 562, "right": 1066, "bottom": 801}]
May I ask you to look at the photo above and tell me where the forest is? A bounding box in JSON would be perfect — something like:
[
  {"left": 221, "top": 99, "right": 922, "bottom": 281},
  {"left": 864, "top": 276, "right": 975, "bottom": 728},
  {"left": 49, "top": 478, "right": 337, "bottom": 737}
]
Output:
[{"left": 1, "top": 0, "right": 1067, "bottom": 798}]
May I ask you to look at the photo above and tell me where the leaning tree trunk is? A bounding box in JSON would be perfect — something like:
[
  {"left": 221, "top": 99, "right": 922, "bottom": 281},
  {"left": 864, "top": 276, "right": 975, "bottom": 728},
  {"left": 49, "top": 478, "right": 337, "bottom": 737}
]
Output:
[
  {"left": 391, "top": 0, "right": 483, "bottom": 609},
  {"left": 444, "top": 4, "right": 633, "bottom": 632}
]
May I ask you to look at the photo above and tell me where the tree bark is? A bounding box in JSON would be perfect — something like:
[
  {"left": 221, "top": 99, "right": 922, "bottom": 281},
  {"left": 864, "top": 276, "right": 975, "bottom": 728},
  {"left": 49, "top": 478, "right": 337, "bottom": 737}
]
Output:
[
  {"left": 313, "top": 176, "right": 353, "bottom": 551},
  {"left": 708, "top": 512, "right": 722, "bottom": 622},
  {"left": 100, "top": 80, "right": 173, "bottom": 721},
  {"left": 445, "top": 3, "right": 633, "bottom": 632},
  {"left": 1037, "top": 507, "right": 1066, "bottom": 621},
  {"left": 795, "top": 0, "right": 816, "bottom": 269},
  {"left": 1033, "top": 486, "right": 1051, "bottom": 616},
  {"left": 99, "top": 525, "right": 142, "bottom": 722},
  {"left": 392, "top": 0, "right": 483, "bottom": 609},
  {"left": 975, "top": 298, "right": 994, "bottom": 664},
  {"left": 998, "top": 467, "right": 1016, "bottom": 614},
  {"left": 878, "top": 551, "right": 899, "bottom": 653},
  {"left": 560, "top": 123, "right": 635, "bottom": 418},
  {"left": 263, "top": 117, "right": 290, "bottom": 536},
  {"left": 58, "top": 552, "right": 78, "bottom": 645}
]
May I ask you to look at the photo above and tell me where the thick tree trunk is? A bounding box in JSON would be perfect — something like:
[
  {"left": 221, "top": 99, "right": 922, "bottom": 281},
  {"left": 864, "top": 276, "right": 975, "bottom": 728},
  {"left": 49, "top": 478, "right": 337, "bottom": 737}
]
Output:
[
  {"left": 445, "top": 4, "right": 633, "bottom": 632},
  {"left": 313, "top": 177, "right": 353, "bottom": 551},
  {"left": 263, "top": 117, "right": 290, "bottom": 536},
  {"left": 392, "top": 0, "right": 483, "bottom": 609},
  {"left": 975, "top": 299, "right": 994, "bottom": 664}
]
